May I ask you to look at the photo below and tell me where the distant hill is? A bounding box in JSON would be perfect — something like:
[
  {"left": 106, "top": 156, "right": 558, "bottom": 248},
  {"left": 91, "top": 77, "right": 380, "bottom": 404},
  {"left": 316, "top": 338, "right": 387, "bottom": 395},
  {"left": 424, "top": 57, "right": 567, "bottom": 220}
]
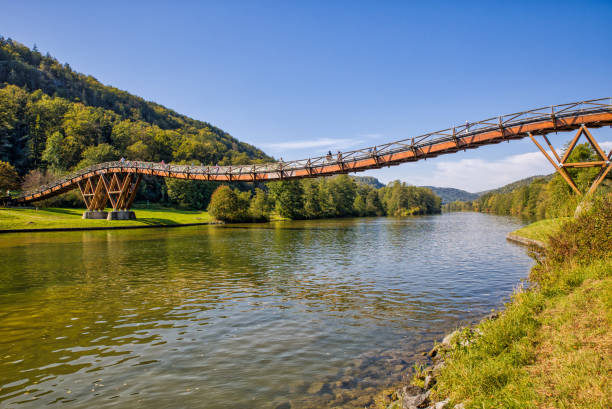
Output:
[
  {"left": 431, "top": 176, "right": 554, "bottom": 205},
  {"left": 0, "top": 36, "right": 271, "bottom": 174},
  {"left": 477, "top": 175, "right": 553, "bottom": 196},
  {"left": 421, "top": 186, "right": 478, "bottom": 204},
  {"left": 353, "top": 176, "right": 385, "bottom": 189}
]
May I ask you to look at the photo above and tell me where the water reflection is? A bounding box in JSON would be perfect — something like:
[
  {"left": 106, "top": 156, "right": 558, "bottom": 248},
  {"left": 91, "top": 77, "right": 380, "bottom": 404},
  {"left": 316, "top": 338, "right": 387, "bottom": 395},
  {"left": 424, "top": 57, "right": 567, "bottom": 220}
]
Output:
[{"left": 0, "top": 213, "right": 532, "bottom": 408}]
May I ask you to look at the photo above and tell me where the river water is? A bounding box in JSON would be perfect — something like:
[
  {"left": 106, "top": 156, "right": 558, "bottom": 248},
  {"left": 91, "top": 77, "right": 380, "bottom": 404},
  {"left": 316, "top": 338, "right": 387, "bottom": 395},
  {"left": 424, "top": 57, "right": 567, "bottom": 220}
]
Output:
[{"left": 0, "top": 213, "right": 533, "bottom": 409}]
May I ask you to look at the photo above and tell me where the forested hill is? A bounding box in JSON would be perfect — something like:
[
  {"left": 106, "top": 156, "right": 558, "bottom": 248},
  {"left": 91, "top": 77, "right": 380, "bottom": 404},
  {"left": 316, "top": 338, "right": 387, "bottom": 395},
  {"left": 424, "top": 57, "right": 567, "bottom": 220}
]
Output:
[
  {"left": 421, "top": 186, "right": 478, "bottom": 204},
  {"left": 0, "top": 37, "right": 271, "bottom": 175},
  {"left": 353, "top": 176, "right": 385, "bottom": 189},
  {"left": 476, "top": 175, "right": 552, "bottom": 196}
]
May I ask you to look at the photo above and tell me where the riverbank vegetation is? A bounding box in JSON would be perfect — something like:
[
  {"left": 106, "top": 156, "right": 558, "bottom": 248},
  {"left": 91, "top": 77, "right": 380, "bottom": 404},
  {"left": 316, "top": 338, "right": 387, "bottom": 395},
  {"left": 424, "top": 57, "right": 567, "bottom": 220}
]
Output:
[
  {"left": 206, "top": 175, "right": 441, "bottom": 222},
  {"left": 429, "top": 195, "right": 612, "bottom": 408},
  {"left": 509, "top": 217, "right": 568, "bottom": 243},
  {"left": 0, "top": 206, "right": 211, "bottom": 230}
]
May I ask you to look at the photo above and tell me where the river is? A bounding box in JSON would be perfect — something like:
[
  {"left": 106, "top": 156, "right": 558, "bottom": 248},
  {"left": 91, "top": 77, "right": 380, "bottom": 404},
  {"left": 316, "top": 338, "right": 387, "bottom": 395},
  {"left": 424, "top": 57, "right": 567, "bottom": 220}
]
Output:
[{"left": 0, "top": 213, "right": 533, "bottom": 409}]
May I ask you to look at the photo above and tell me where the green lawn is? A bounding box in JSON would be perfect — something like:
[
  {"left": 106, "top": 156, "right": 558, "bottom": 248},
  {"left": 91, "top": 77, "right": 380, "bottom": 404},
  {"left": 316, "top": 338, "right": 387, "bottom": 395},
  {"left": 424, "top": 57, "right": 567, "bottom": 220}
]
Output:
[
  {"left": 0, "top": 206, "right": 212, "bottom": 230},
  {"left": 511, "top": 217, "right": 569, "bottom": 242}
]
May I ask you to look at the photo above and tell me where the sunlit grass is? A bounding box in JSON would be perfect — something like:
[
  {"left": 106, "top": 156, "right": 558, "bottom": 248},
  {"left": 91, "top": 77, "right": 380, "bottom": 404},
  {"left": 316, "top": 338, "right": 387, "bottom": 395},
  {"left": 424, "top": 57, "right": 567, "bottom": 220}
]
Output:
[
  {"left": 0, "top": 206, "right": 211, "bottom": 230},
  {"left": 511, "top": 217, "right": 569, "bottom": 242}
]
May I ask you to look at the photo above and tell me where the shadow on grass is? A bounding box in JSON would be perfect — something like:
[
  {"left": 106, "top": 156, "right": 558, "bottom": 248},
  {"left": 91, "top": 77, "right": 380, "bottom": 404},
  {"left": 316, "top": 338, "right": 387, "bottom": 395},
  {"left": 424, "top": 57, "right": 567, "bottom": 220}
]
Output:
[
  {"left": 132, "top": 206, "right": 203, "bottom": 215},
  {"left": 43, "top": 208, "right": 83, "bottom": 216},
  {"left": 136, "top": 218, "right": 181, "bottom": 226}
]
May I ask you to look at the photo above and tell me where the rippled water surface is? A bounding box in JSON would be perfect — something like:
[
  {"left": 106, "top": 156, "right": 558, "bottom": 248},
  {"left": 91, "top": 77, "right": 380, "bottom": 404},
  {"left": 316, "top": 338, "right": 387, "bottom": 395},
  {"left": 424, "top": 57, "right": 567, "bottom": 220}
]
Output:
[{"left": 0, "top": 213, "right": 533, "bottom": 408}]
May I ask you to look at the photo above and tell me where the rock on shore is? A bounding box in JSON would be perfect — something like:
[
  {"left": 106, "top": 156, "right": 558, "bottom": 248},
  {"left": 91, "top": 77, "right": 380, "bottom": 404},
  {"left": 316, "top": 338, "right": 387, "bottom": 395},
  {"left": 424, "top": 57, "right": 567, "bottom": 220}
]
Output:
[{"left": 376, "top": 312, "right": 501, "bottom": 409}]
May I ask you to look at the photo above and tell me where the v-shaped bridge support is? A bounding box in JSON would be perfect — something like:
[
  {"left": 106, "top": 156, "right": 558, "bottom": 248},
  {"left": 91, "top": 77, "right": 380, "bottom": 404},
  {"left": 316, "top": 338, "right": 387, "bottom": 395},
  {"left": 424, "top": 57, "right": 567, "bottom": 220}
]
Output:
[
  {"left": 529, "top": 125, "right": 612, "bottom": 195},
  {"left": 77, "top": 172, "right": 141, "bottom": 212}
]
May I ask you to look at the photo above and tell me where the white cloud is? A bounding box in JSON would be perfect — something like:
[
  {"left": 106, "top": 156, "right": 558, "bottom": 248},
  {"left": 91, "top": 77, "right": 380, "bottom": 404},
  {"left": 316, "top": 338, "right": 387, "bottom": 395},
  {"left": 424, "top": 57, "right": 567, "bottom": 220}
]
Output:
[
  {"left": 261, "top": 137, "right": 362, "bottom": 151},
  {"left": 598, "top": 141, "right": 612, "bottom": 155},
  {"left": 414, "top": 152, "right": 552, "bottom": 192}
]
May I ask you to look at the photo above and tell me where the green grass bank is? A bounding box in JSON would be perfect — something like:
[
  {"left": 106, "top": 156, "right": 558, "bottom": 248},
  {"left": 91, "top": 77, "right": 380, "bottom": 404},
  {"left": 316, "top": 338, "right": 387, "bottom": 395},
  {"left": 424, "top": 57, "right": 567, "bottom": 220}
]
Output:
[
  {"left": 0, "top": 206, "right": 212, "bottom": 231},
  {"left": 376, "top": 195, "right": 612, "bottom": 409},
  {"left": 510, "top": 217, "right": 569, "bottom": 242}
]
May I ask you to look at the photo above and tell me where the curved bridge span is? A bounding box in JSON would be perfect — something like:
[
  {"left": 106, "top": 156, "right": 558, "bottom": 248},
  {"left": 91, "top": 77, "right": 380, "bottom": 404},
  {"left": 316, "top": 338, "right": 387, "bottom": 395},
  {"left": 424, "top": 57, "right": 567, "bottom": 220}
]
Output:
[{"left": 14, "top": 98, "right": 612, "bottom": 210}]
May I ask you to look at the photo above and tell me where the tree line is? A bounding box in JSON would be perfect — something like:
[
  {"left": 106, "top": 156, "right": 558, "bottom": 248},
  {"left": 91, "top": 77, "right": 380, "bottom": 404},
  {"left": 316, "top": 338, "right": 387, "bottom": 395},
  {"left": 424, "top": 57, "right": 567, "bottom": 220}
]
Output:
[
  {"left": 208, "top": 175, "right": 441, "bottom": 222},
  {"left": 443, "top": 143, "right": 611, "bottom": 219}
]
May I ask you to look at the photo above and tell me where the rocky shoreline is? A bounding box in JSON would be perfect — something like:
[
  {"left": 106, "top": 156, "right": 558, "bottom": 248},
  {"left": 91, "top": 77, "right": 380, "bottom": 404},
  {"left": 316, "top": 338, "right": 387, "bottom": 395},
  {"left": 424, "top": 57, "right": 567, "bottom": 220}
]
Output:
[
  {"left": 372, "top": 230, "right": 540, "bottom": 409},
  {"left": 505, "top": 233, "right": 544, "bottom": 249},
  {"left": 283, "top": 231, "right": 535, "bottom": 409},
  {"left": 277, "top": 342, "right": 428, "bottom": 409},
  {"left": 374, "top": 312, "right": 500, "bottom": 409}
]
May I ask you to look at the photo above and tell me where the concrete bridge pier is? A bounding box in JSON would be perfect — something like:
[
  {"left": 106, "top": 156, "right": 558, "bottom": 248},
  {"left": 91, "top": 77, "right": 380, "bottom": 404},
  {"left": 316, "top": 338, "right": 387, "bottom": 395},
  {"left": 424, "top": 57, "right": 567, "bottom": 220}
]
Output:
[
  {"left": 82, "top": 210, "right": 136, "bottom": 220},
  {"left": 107, "top": 210, "right": 136, "bottom": 220},
  {"left": 83, "top": 211, "right": 108, "bottom": 219}
]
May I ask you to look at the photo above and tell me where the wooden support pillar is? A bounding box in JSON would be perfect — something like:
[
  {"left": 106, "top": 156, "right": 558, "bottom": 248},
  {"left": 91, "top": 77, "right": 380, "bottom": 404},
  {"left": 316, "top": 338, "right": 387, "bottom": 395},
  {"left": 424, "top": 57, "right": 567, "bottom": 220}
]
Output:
[
  {"left": 91, "top": 175, "right": 109, "bottom": 210},
  {"left": 125, "top": 174, "right": 141, "bottom": 209},
  {"left": 529, "top": 133, "right": 582, "bottom": 195},
  {"left": 542, "top": 134, "right": 561, "bottom": 162},
  {"left": 529, "top": 127, "right": 611, "bottom": 196},
  {"left": 76, "top": 179, "right": 93, "bottom": 210},
  {"left": 587, "top": 162, "right": 612, "bottom": 195},
  {"left": 78, "top": 175, "right": 110, "bottom": 219},
  {"left": 115, "top": 173, "right": 133, "bottom": 210},
  {"left": 77, "top": 172, "right": 141, "bottom": 214}
]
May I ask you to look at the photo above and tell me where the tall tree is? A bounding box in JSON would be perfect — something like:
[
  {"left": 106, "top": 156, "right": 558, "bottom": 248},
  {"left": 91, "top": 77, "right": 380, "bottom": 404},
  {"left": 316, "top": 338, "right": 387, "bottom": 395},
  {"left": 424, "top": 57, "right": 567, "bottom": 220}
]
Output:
[
  {"left": 0, "top": 161, "right": 20, "bottom": 191},
  {"left": 269, "top": 180, "right": 305, "bottom": 219}
]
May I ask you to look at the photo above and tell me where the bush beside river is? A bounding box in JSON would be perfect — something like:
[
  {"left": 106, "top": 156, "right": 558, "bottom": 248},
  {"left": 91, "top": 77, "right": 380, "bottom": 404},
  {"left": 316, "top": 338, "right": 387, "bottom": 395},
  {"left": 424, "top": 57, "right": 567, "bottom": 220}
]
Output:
[{"left": 373, "top": 194, "right": 612, "bottom": 409}]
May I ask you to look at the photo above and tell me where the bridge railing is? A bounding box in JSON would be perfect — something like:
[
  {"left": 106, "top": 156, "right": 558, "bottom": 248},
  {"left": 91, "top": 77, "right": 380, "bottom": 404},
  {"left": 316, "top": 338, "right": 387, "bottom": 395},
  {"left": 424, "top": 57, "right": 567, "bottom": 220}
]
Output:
[
  {"left": 19, "top": 98, "right": 612, "bottom": 199},
  {"left": 252, "top": 97, "right": 612, "bottom": 171}
]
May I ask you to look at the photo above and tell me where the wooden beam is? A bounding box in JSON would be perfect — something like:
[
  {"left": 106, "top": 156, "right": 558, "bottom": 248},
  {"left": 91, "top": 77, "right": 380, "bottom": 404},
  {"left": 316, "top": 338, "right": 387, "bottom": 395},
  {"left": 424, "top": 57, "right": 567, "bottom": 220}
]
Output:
[
  {"left": 560, "top": 126, "right": 585, "bottom": 164},
  {"left": 116, "top": 173, "right": 133, "bottom": 210},
  {"left": 561, "top": 161, "right": 607, "bottom": 168},
  {"left": 587, "top": 163, "right": 612, "bottom": 195},
  {"left": 100, "top": 174, "right": 117, "bottom": 209},
  {"left": 76, "top": 180, "right": 92, "bottom": 210},
  {"left": 581, "top": 126, "right": 609, "bottom": 161},
  {"left": 529, "top": 133, "right": 582, "bottom": 195},
  {"left": 542, "top": 134, "right": 561, "bottom": 163},
  {"left": 125, "top": 174, "right": 141, "bottom": 209}
]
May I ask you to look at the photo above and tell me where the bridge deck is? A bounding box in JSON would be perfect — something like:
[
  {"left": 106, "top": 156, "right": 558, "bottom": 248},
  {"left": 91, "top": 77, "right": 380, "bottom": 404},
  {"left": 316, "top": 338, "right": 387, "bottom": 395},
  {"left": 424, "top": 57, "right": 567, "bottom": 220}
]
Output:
[{"left": 15, "top": 98, "right": 612, "bottom": 204}]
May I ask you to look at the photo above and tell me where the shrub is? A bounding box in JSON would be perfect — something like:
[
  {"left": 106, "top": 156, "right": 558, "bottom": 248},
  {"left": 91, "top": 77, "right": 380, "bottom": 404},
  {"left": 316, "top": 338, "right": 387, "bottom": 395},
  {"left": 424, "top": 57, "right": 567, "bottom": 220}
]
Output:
[
  {"left": 532, "top": 194, "right": 612, "bottom": 286},
  {"left": 207, "top": 185, "right": 252, "bottom": 222}
]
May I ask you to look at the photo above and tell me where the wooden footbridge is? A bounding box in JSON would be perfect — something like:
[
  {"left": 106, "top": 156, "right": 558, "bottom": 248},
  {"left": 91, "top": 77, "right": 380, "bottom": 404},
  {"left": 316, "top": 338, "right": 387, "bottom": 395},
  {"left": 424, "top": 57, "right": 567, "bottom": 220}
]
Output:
[{"left": 12, "top": 98, "right": 612, "bottom": 216}]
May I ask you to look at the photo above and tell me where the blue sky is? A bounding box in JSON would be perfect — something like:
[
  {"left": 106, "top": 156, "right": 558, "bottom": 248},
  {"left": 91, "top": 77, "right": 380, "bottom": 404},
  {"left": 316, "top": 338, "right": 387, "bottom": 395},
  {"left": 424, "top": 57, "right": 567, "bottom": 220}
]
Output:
[{"left": 2, "top": 0, "right": 612, "bottom": 191}]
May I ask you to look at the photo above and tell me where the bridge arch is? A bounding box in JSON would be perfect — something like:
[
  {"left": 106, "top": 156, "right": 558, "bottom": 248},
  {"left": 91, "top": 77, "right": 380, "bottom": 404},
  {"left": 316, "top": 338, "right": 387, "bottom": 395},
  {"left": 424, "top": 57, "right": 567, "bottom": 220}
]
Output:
[{"left": 12, "top": 98, "right": 612, "bottom": 218}]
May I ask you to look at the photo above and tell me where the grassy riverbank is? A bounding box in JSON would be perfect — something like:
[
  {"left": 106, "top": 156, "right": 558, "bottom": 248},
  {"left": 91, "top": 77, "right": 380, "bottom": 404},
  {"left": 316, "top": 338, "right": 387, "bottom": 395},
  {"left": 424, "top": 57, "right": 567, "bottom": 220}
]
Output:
[
  {"left": 0, "top": 206, "right": 212, "bottom": 231},
  {"left": 510, "top": 217, "right": 569, "bottom": 242},
  {"left": 375, "top": 196, "right": 611, "bottom": 409},
  {"left": 432, "top": 197, "right": 611, "bottom": 408}
]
